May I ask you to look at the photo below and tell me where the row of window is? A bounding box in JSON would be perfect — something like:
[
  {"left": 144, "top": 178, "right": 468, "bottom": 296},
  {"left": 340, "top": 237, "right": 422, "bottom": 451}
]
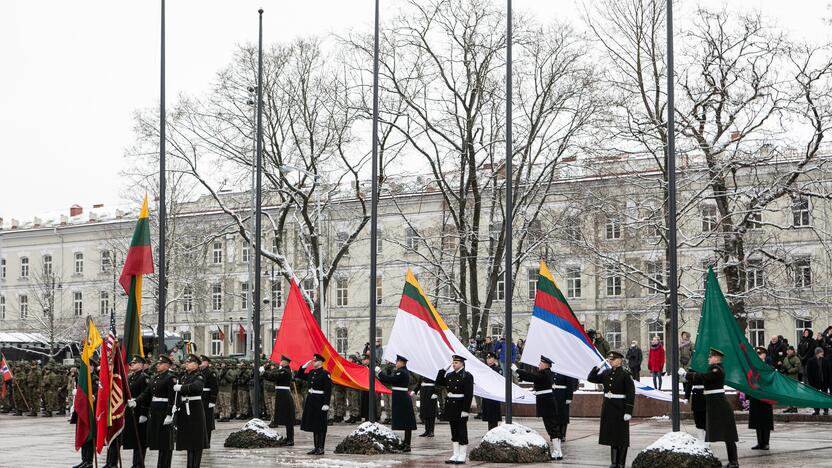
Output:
[
  {"left": 0, "top": 251, "right": 113, "bottom": 280},
  {"left": 0, "top": 290, "right": 112, "bottom": 320}
]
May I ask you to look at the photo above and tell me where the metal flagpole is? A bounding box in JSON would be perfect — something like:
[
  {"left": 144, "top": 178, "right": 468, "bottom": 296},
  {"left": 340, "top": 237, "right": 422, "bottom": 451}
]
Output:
[
  {"left": 665, "top": 0, "right": 681, "bottom": 432},
  {"left": 368, "top": 0, "right": 380, "bottom": 424},
  {"left": 157, "top": 0, "right": 167, "bottom": 357},
  {"left": 252, "top": 8, "right": 265, "bottom": 420},
  {"left": 503, "top": 0, "right": 513, "bottom": 424}
]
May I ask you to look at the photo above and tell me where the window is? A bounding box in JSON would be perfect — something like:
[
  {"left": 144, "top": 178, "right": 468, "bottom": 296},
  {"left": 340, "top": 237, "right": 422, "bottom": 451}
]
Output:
[
  {"left": 793, "top": 258, "right": 812, "bottom": 288},
  {"left": 74, "top": 252, "right": 84, "bottom": 274},
  {"left": 212, "top": 283, "right": 223, "bottom": 311},
  {"left": 441, "top": 225, "right": 456, "bottom": 251},
  {"left": 210, "top": 331, "right": 222, "bottom": 356},
  {"left": 527, "top": 268, "right": 538, "bottom": 300},
  {"left": 73, "top": 292, "right": 83, "bottom": 317},
  {"left": 271, "top": 280, "right": 283, "bottom": 307},
  {"left": 796, "top": 318, "right": 813, "bottom": 344},
  {"left": 565, "top": 218, "right": 581, "bottom": 241},
  {"left": 0, "top": 258, "right": 5, "bottom": 280},
  {"left": 605, "top": 264, "right": 622, "bottom": 296},
  {"left": 491, "top": 323, "right": 504, "bottom": 339},
  {"left": 42, "top": 254, "right": 53, "bottom": 277},
  {"left": 746, "top": 259, "right": 764, "bottom": 289},
  {"left": 0, "top": 295, "right": 5, "bottom": 320},
  {"left": 337, "top": 231, "right": 350, "bottom": 256},
  {"left": 496, "top": 272, "right": 505, "bottom": 301},
  {"left": 605, "top": 216, "right": 621, "bottom": 240},
  {"left": 748, "top": 210, "right": 762, "bottom": 229},
  {"left": 375, "top": 276, "right": 383, "bottom": 305},
  {"left": 336, "top": 278, "right": 349, "bottom": 306},
  {"left": 646, "top": 261, "right": 663, "bottom": 293},
  {"left": 20, "top": 257, "right": 29, "bottom": 278},
  {"left": 566, "top": 266, "right": 582, "bottom": 298},
  {"left": 701, "top": 204, "right": 717, "bottom": 232},
  {"left": 792, "top": 197, "right": 811, "bottom": 227},
  {"left": 241, "top": 242, "right": 250, "bottom": 263},
  {"left": 302, "top": 278, "right": 315, "bottom": 298},
  {"left": 647, "top": 320, "right": 664, "bottom": 342},
  {"left": 376, "top": 229, "right": 383, "bottom": 254},
  {"left": 99, "top": 291, "right": 110, "bottom": 316},
  {"left": 605, "top": 320, "right": 622, "bottom": 349},
  {"left": 240, "top": 282, "right": 249, "bottom": 310},
  {"left": 212, "top": 241, "right": 223, "bottom": 264},
  {"left": 748, "top": 319, "right": 765, "bottom": 348},
  {"left": 405, "top": 227, "right": 420, "bottom": 251},
  {"left": 183, "top": 286, "right": 193, "bottom": 312},
  {"left": 489, "top": 222, "right": 502, "bottom": 240},
  {"left": 335, "top": 327, "right": 349, "bottom": 354},
  {"left": 100, "top": 250, "right": 111, "bottom": 272},
  {"left": 19, "top": 294, "right": 28, "bottom": 319}
]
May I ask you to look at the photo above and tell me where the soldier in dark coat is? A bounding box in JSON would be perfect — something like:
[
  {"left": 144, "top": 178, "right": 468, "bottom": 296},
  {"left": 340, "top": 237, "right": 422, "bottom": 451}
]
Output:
[
  {"left": 806, "top": 347, "right": 831, "bottom": 415},
  {"left": 587, "top": 351, "right": 635, "bottom": 468},
  {"left": 377, "top": 355, "right": 418, "bottom": 451},
  {"left": 552, "top": 367, "right": 578, "bottom": 453},
  {"left": 435, "top": 354, "right": 474, "bottom": 465},
  {"left": 174, "top": 354, "right": 208, "bottom": 468},
  {"left": 130, "top": 355, "right": 177, "bottom": 468},
  {"left": 680, "top": 348, "right": 739, "bottom": 468},
  {"left": 415, "top": 375, "right": 438, "bottom": 437},
  {"left": 296, "top": 354, "right": 332, "bottom": 455},
  {"left": 198, "top": 356, "right": 218, "bottom": 448},
  {"left": 123, "top": 355, "right": 150, "bottom": 468},
  {"left": 263, "top": 355, "right": 296, "bottom": 445},
  {"left": 517, "top": 355, "right": 561, "bottom": 460},
  {"left": 480, "top": 353, "right": 502, "bottom": 431},
  {"left": 683, "top": 375, "right": 707, "bottom": 442},
  {"left": 748, "top": 347, "right": 773, "bottom": 451}
]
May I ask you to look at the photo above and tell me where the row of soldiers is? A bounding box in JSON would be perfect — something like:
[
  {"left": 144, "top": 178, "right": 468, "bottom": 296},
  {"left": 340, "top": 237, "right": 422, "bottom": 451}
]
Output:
[{"left": 0, "top": 360, "right": 74, "bottom": 417}]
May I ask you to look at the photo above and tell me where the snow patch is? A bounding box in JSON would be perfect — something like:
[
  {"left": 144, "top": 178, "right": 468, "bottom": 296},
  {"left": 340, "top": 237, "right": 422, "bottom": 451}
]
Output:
[
  {"left": 644, "top": 431, "right": 713, "bottom": 457},
  {"left": 650, "top": 415, "right": 670, "bottom": 421},
  {"left": 287, "top": 459, "right": 400, "bottom": 467},
  {"left": 241, "top": 418, "right": 283, "bottom": 440},
  {"left": 481, "top": 423, "right": 548, "bottom": 448},
  {"left": 349, "top": 421, "right": 399, "bottom": 441}
]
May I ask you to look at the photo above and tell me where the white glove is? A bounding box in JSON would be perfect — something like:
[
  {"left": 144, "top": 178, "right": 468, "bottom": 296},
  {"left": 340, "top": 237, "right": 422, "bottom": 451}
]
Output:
[
  {"left": 259, "top": 366, "right": 265, "bottom": 374},
  {"left": 409, "top": 391, "right": 415, "bottom": 397},
  {"left": 163, "top": 415, "right": 173, "bottom": 425},
  {"left": 374, "top": 366, "right": 381, "bottom": 373},
  {"left": 677, "top": 367, "right": 687, "bottom": 383},
  {"left": 510, "top": 363, "right": 518, "bottom": 372},
  {"left": 566, "top": 399, "right": 571, "bottom": 405},
  {"left": 623, "top": 414, "right": 632, "bottom": 421},
  {"left": 461, "top": 411, "right": 469, "bottom": 418},
  {"left": 431, "top": 394, "right": 437, "bottom": 400},
  {"left": 138, "top": 416, "right": 148, "bottom": 424},
  {"left": 173, "top": 384, "right": 182, "bottom": 392},
  {"left": 127, "top": 399, "right": 137, "bottom": 408},
  {"left": 321, "top": 405, "right": 329, "bottom": 411},
  {"left": 208, "top": 403, "right": 215, "bottom": 408}
]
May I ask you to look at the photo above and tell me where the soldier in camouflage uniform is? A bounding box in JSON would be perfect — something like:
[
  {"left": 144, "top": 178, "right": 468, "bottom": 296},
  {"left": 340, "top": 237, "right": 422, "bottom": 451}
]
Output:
[
  {"left": 26, "top": 362, "right": 42, "bottom": 416},
  {"left": 345, "top": 355, "right": 362, "bottom": 423},
  {"left": 236, "top": 361, "right": 252, "bottom": 419},
  {"left": 379, "top": 361, "right": 395, "bottom": 424},
  {"left": 331, "top": 383, "right": 347, "bottom": 423},
  {"left": 260, "top": 360, "right": 277, "bottom": 421},
  {"left": 13, "top": 363, "right": 28, "bottom": 415},
  {"left": 57, "top": 366, "right": 69, "bottom": 416},
  {"left": 41, "top": 365, "right": 60, "bottom": 417}
]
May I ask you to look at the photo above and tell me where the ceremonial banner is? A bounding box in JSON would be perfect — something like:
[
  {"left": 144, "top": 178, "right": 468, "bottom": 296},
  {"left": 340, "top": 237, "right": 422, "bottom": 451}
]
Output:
[
  {"left": 74, "top": 317, "right": 102, "bottom": 450},
  {"left": 521, "top": 260, "right": 674, "bottom": 402},
  {"left": 120, "top": 196, "right": 154, "bottom": 358},
  {"left": 270, "top": 278, "right": 391, "bottom": 394},
  {"left": 384, "top": 270, "right": 534, "bottom": 404},
  {"left": 692, "top": 268, "right": 832, "bottom": 408}
]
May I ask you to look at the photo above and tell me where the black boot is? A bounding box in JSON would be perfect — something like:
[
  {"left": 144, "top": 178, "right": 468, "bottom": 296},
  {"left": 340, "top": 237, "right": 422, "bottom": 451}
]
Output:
[
  {"left": 725, "top": 441, "right": 739, "bottom": 468},
  {"left": 307, "top": 433, "right": 319, "bottom": 455},
  {"left": 403, "top": 430, "right": 412, "bottom": 452},
  {"left": 609, "top": 447, "right": 618, "bottom": 468},
  {"left": 316, "top": 430, "right": 327, "bottom": 455},
  {"left": 284, "top": 424, "right": 295, "bottom": 446},
  {"left": 617, "top": 446, "right": 628, "bottom": 468},
  {"left": 186, "top": 451, "right": 193, "bottom": 468},
  {"left": 193, "top": 449, "right": 203, "bottom": 468}
]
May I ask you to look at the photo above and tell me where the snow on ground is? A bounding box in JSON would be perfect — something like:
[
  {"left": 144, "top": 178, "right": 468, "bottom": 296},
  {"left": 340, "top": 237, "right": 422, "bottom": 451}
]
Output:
[
  {"left": 350, "top": 422, "right": 399, "bottom": 440},
  {"left": 241, "top": 419, "right": 283, "bottom": 440},
  {"left": 279, "top": 458, "right": 401, "bottom": 467},
  {"left": 481, "top": 423, "right": 548, "bottom": 448},
  {"left": 644, "top": 431, "right": 713, "bottom": 456}
]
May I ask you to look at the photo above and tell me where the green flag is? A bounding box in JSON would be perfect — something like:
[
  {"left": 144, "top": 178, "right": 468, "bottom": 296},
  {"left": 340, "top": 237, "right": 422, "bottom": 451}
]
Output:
[{"left": 692, "top": 268, "right": 832, "bottom": 408}]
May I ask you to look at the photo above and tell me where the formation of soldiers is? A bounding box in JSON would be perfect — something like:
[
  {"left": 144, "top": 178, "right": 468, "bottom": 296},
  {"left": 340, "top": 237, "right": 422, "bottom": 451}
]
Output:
[{"left": 0, "top": 360, "right": 73, "bottom": 417}]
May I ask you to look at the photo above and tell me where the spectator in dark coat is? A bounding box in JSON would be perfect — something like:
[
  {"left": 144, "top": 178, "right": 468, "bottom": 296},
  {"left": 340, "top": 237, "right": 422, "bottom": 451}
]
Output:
[
  {"left": 797, "top": 328, "right": 815, "bottom": 381},
  {"left": 626, "top": 341, "right": 643, "bottom": 379},
  {"left": 648, "top": 336, "right": 666, "bottom": 390},
  {"left": 806, "top": 347, "right": 831, "bottom": 416},
  {"left": 766, "top": 335, "right": 788, "bottom": 371}
]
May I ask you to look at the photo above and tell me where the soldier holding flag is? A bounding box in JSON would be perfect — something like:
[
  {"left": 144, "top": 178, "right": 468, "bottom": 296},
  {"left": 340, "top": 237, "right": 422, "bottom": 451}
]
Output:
[
  {"left": 587, "top": 350, "right": 635, "bottom": 468},
  {"left": 296, "top": 354, "right": 332, "bottom": 455},
  {"left": 263, "top": 355, "right": 296, "bottom": 446},
  {"left": 130, "top": 355, "right": 176, "bottom": 468},
  {"left": 123, "top": 355, "right": 150, "bottom": 468},
  {"left": 436, "top": 354, "right": 474, "bottom": 465},
  {"left": 376, "top": 355, "right": 418, "bottom": 452},
  {"left": 174, "top": 354, "right": 209, "bottom": 468}
]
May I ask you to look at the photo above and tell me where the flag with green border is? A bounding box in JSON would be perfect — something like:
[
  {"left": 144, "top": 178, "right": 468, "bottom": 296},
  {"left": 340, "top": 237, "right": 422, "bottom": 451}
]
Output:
[{"left": 120, "top": 196, "right": 154, "bottom": 358}]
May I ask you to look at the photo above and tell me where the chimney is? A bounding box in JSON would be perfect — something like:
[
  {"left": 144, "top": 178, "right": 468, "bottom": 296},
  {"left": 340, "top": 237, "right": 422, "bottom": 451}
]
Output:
[
  {"left": 33, "top": 217, "right": 42, "bottom": 228},
  {"left": 93, "top": 203, "right": 104, "bottom": 209},
  {"left": 60, "top": 215, "right": 68, "bottom": 226},
  {"left": 11, "top": 219, "right": 19, "bottom": 229},
  {"left": 89, "top": 212, "right": 97, "bottom": 223},
  {"left": 70, "top": 204, "right": 83, "bottom": 217}
]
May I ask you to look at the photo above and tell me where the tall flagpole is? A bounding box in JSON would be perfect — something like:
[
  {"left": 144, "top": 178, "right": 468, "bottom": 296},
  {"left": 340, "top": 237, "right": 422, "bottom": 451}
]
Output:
[
  {"left": 157, "top": 0, "right": 167, "bottom": 357},
  {"left": 503, "top": 0, "right": 513, "bottom": 423},
  {"left": 666, "top": 0, "right": 681, "bottom": 432},
  {"left": 368, "top": 0, "right": 380, "bottom": 424},
  {"left": 252, "top": 8, "right": 265, "bottom": 419}
]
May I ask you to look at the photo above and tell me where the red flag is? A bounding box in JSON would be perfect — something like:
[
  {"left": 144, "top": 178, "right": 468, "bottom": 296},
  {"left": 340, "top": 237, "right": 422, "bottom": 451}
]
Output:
[
  {"left": 95, "top": 341, "right": 112, "bottom": 453},
  {"left": 217, "top": 325, "right": 226, "bottom": 343},
  {"left": 0, "top": 354, "right": 11, "bottom": 400},
  {"left": 270, "top": 279, "right": 391, "bottom": 394},
  {"left": 238, "top": 323, "right": 246, "bottom": 343},
  {"left": 106, "top": 344, "right": 130, "bottom": 444}
]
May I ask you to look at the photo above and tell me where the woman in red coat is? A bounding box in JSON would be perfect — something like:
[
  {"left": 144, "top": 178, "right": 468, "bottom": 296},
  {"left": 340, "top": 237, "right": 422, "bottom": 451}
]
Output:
[{"left": 648, "top": 336, "right": 666, "bottom": 390}]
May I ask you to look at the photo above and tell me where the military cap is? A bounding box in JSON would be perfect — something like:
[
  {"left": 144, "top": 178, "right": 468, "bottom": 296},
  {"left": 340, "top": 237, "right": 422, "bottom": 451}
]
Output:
[
  {"left": 607, "top": 350, "right": 624, "bottom": 360},
  {"left": 313, "top": 353, "right": 326, "bottom": 362},
  {"left": 709, "top": 347, "right": 725, "bottom": 358},
  {"left": 540, "top": 355, "right": 553, "bottom": 365},
  {"left": 395, "top": 354, "right": 408, "bottom": 363},
  {"left": 157, "top": 355, "right": 173, "bottom": 365},
  {"left": 199, "top": 355, "right": 211, "bottom": 363},
  {"left": 279, "top": 354, "right": 292, "bottom": 363},
  {"left": 131, "top": 355, "right": 148, "bottom": 365},
  {"left": 754, "top": 347, "right": 767, "bottom": 355},
  {"left": 486, "top": 352, "right": 498, "bottom": 360},
  {"left": 186, "top": 354, "right": 201, "bottom": 364},
  {"left": 451, "top": 354, "right": 467, "bottom": 362}
]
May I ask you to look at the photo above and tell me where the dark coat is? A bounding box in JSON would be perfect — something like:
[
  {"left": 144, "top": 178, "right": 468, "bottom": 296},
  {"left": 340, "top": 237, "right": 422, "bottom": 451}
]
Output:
[
  {"left": 201, "top": 368, "right": 218, "bottom": 435},
  {"left": 378, "top": 366, "right": 417, "bottom": 430},
  {"left": 517, "top": 367, "right": 557, "bottom": 418},
  {"left": 175, "top": 370, "right": 208, "bottom": 451},
  {"left": 687, "top": 364, "right": 738, "bottom": 442},
  {"left": 683, "top": 381, "right": 706, "bottom": 429},
  {"left": 436, "top": 368, "right": 474, "bottom": 422},
  {"left": 798, "top": 329, "right": 815, "bottom": 365},
  {"left": 587, "top": 365, "right": 635, "bottom": 447},
  {"left": 122, "top": 370, "right": 149, "bottom": 450},
  {"left": 263, "top": 365, "right": 296, "bottom": 425},
  {"left": 296, "top": 365, "right": 331, "bottom": 433},
  {"left": 806, "top": 356, "right": 832, "bottom": 390},
  {"left": 552, "top": 372, "right": 578, "bottom": 425},
  {"left": 626, "top": 346, "right": 643, "bottom": 372},
  {"left": 135, "top": 369, "right": 176, "bottom": 451},
  {"left": 767, "top": 339, "right": 788, "bottom": 370},
  {"left": 416, "top": 377, "right": 438, "bottom": 419},
  {"left": 480, "top": 363, "right": 503, "bottom": 423},
  {"left": 748, "top": 396, "right": 773, "bottom": 431}
]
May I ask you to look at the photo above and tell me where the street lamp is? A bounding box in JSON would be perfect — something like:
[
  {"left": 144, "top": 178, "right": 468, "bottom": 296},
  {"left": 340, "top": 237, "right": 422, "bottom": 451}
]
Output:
[{"left": 279, "top": 164, "right": 325, "bottom": 333}]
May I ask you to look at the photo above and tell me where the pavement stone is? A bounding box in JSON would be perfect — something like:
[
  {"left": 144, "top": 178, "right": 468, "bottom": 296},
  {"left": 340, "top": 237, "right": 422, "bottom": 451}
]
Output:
[{"left": 1, "top": 413, "right": 831, "bottom": 467}]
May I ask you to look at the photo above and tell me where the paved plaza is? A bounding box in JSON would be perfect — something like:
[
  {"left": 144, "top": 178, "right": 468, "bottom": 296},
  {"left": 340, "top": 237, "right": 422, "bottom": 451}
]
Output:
[{"left": 2, "top": 413, "right": 831, "bottom": 467}]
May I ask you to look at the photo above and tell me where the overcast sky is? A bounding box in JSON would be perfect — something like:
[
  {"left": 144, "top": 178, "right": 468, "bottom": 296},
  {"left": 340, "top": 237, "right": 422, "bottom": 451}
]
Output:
[{"left": 0, "top": 0, "right": 828, "bottom": 222}]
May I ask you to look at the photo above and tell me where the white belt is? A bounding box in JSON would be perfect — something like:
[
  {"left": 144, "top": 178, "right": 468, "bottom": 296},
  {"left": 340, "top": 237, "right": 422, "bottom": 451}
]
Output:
[
  {"left": 692, "top": 385, "right": 704, "bottom": 390},
  {"left": 447, "top": 393, "right": 464, "bottom": 398},
  {"left": 535, "top": 389, "right": 553, "bottom": 395},
  {"left": 604, "top": 393, "right": 626, "bottom": 399},
  {"left": 392, "top": 386, "right": 409, "bottom": 392},
  {"left": 181, "top": 396, "right": 202, "bottom": 415},
  {"left": 275, "top": 386, "right": 291, "bottom": 391},
  {"left": 152, "top": 397, "right": 168, "bottom": 403},
  {"left": 703, "top": 389, "right": 725, "bottom": 395},
  {"left": 421, "top": 383, "right": 435, "bottom": 387},
  {"left": 552, "top": 385, "right": 567, "bottom": 389},
  {"left": 309, "top": 389, "right": 324, "bottom": 395},
  {"left": 202, "top": 388, "right": 210, "bottom": 392}
]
